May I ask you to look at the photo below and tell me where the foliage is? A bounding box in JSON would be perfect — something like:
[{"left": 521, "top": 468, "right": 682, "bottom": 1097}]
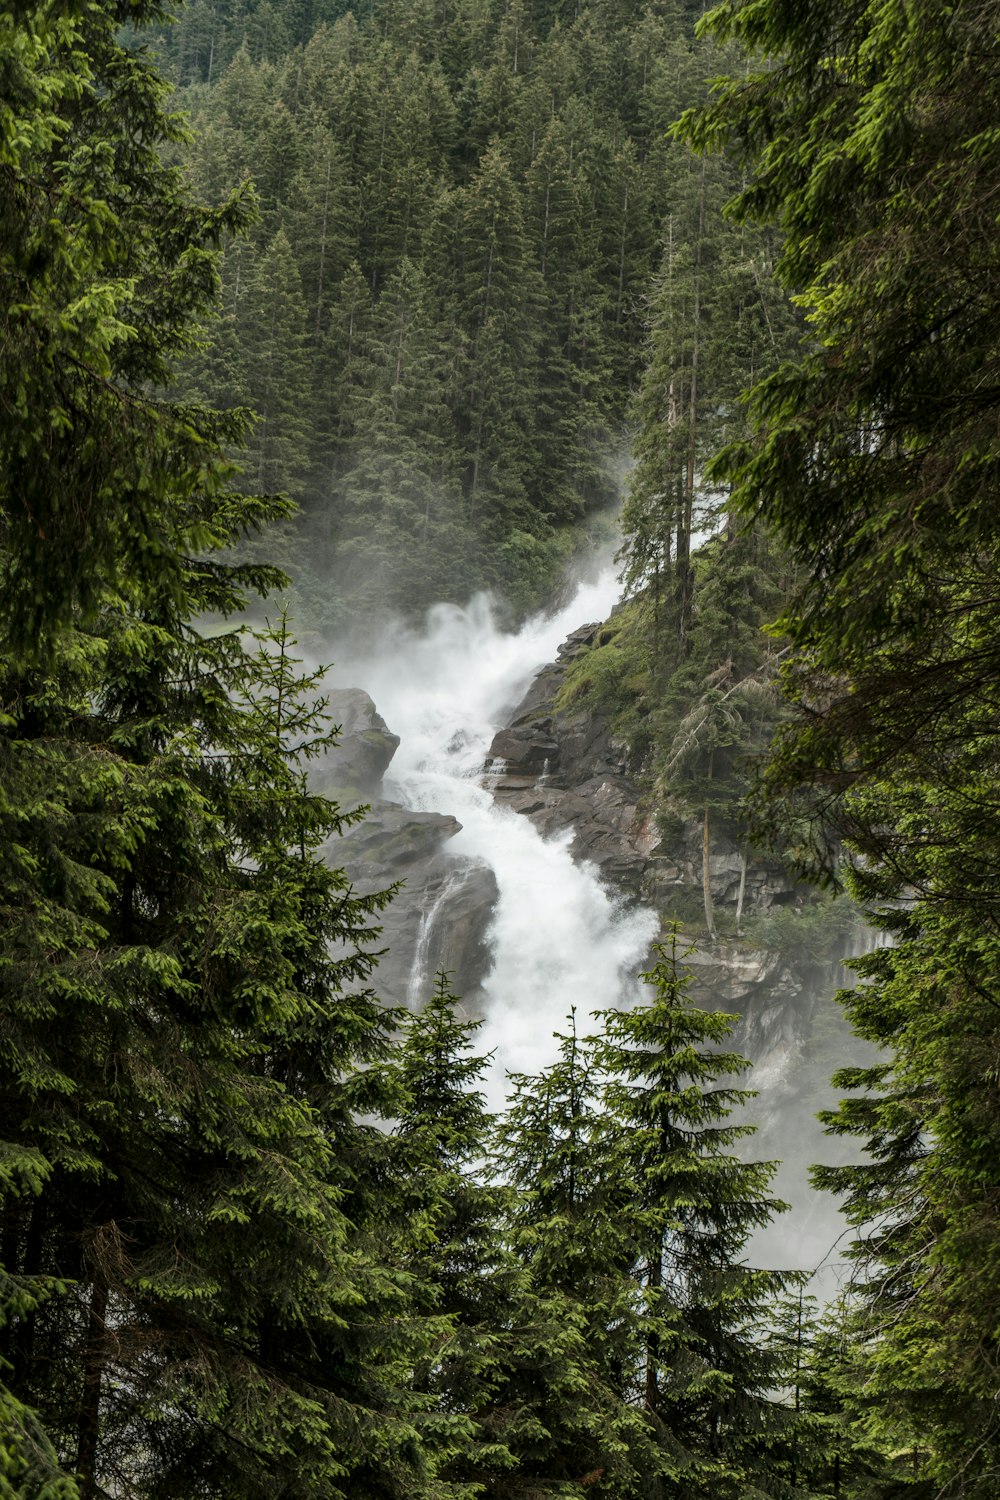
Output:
[
  {"left": 561, "top": 523, "right": 798, "bottom": 936},
  {"left": 684, "top": 0, "right": 1000, "bottom": 1491},
  {"left": 150, "top": 0, "right": 793, "bottom": 626},
  {"left": 2, "top": 0, "right": 919, "bottom": 1496},
  {"left": 498, "top": 1014, "right": 655, "bottom": 1497},
  {"left": 742, "top": 894, "right": 863, "bottom": 966},
  {"left": 619, "top": 147, "right": 799, "bottom": 643},
  {"left": 498, "top": 939, "right": 805, "bottom": 1499},
  {"left": 0, "top": 0, "right": 256, "bottom": 649},
  {"left": 592, "top": 935, "right": 799, "bottom": 1496},
  {"left": 0, "top": 5, "right": 425, "bottom": 1493}
]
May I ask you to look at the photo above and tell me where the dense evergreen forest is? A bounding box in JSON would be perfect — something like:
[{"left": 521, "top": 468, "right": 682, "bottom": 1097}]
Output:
[
  {"left": 3, "top": 0, "right": 1000, "bottom": 1495},
  {"left": 143, "top": 0, "right": 792, "bottom": 625}
]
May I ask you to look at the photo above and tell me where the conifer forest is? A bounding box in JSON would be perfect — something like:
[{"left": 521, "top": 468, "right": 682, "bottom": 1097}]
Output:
[{"left": 3, "top": 0, "right": 1000, "bottom": 1495}]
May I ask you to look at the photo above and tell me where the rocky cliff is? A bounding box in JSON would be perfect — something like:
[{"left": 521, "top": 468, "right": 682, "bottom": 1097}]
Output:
[
  {"left": 484, "top": 619, "right": 801, "bottom": 935},
  {"left": 317, "top": 638, "right": 855, "bottom": 1023},
  {"left": 312, "top": 688, "right": 498, "bottom": 1009},
  {"left": 484, "top": 622, "right": 867, "bottom": 1163},
  {"left": 314, "top": 642, "right": 867, "bottom": 1269}
]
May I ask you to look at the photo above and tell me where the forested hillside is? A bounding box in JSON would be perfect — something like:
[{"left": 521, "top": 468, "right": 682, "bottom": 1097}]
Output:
[
  {"left": 143, "top": 0, "right": 791, "bottom": 625},
  {"left": 687, "top": 1, "right": 1000, "bottom": 1495},
  {"left": 0, "top": 2, "right": 809, "bottom": 1493}
]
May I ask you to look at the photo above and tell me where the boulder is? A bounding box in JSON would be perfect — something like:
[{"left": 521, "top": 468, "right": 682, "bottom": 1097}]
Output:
[
  {"left": 329, "top": 800, "right": 498, "bottom": 1011},
  {"left": 311, "top": 688, "right": 400, "bottom": 800}
]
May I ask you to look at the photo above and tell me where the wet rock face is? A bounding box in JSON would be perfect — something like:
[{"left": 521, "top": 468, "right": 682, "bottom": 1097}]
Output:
[
  {"left": 313, "top": 689, "right": 497, "bottom": 1010},
  {"left": 332, "top": 803, "right": 498, "bottom": 1011},
  {"left": 485, "top": 623, "right": 796, "bottom": 923},
  {"left": 482, "top": 622, "right": 852, "bottom": 1154},
  {"left": 312, "top": 688, "right": 400, "bottom": 801},
  {"left": 484, "top": 623, "right": 652, "bottom": 891}
]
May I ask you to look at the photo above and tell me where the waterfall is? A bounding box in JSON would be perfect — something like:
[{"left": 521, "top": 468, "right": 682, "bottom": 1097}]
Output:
[
  {"left": 329, "top": 566, "right": 872, "bottom": 1283},
  {"left": 335, "top": 565, "right": 659, "bottom": 1106},
  {"left": 407, "top": 864, "right": 469, "bottom": 1007}
]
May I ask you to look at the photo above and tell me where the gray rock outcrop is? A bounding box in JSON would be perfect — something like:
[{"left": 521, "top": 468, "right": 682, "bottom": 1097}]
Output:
[
  {"left": 485, "top": 622, "right": 796, "bottom": 921},
  {"left": 314, "top": 689, "right": 497, "bottom": 1009},
  {"left": 482, "top": 620, "right": 852, "bottom": 1135},
  {"left": 312, "top": 688, "right": 400, "bottom": 801},
  {"left": 330, "top": 801, "right": 497, "bottom": 1008}
]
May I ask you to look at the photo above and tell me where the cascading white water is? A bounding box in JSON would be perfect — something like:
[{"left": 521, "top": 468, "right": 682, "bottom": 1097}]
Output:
[
  {"left": 329, "top": 568, "right": 866, "bottom": 1280},
  {"left": 337, "top": 565, "right": 660, "bottom": 1106},
  {"left": 408, "top": 864, "right": 469, "bottom": 1004}
]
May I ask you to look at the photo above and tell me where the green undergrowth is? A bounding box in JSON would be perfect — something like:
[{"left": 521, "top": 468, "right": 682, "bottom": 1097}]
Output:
[{"left": 556, "top": 592, "right": 656, "bottom": 760}]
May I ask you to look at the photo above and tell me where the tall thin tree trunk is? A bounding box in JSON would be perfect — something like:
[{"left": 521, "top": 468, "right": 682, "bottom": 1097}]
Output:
[
  {"left": 0, "top": 1202, "right": 23, "bottom": 1367},
  {"left": 75, "top": 1273, "right": 108, "bottom": 1500},
  {"left": 616, "top": 181, "right": 629, "bottom": 322},
  {"left": 678, "top": 161, "right": 706, "bottom": 647},
  {"left": 482, "top": 205, "right": 497, "bottom": 321},
  {"left": 790, "top": 1290, "right": 803, "bottom": 1487},
  {"left": 314, "top": 155, "right": 333, "bottom": 339},
  {"left": 702, "top": 750, "right": 716, "bottom": 940},
  {"left": 12, "top": 1198, "right": 45, "bottom": 1390},
  {"left": 540, "top": 174, "right": 551, "bottom": 280},
  {"left": 644, "top": 1245, "right": 661, "bottom": 1413},
  {"left": 662, "top": 216, "right": 677, "bottom": 574}
]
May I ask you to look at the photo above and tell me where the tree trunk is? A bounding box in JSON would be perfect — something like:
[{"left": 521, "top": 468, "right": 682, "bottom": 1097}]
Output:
[
  {"left": 75, "top": 1273, "right": 108, "bottom": 1500},
  {"left": 678, "top": 160, "right": 707, "bottom": 647},
  {"left": 616, "top": 181, "right": 629, "bottom": 322},
  {"left": 314, "top": 154, "right": 333, "bottom": 338},
  {"left": 12, "top": 1198, "right": 45, "bottom": 1391},
  {"left": 644, "top": 1245, "right": 662, "bottom": 1413}
]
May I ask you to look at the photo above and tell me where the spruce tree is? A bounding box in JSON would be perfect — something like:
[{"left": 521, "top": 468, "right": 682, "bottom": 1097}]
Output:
[
  {"left": 457, "top": 143, "right": 540, "bottom": 524},
  {"left": 160, "top": 0, "right": 776, "bottom": 623},
  {"left": 390, "top": 976, "right": 629, "bottom": 1500},
  {"left": 384, "top": 973, "right": 512, "bottom": 1496},
  {"left": 498, "top": 1017, "right": 655, "bottom": 1498},
  {"left": 0, "top": 4, "right": 430, "bottom": 1492},
  {"left": 0, "top": 504, "right": 430, "bottom": 1498},
  {"left": 0, "top": 0, "right": 254, "bottom": 647},
  {"left": 592, "top": 936, "right": 798, "bottom": 1498},
  {"left": 239, "top": 228, "right": 313, "bottom": 497}
]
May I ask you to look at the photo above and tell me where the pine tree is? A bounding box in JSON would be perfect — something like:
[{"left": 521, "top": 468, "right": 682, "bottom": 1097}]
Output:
[
  {"left": 0, "top": 0, "right": 254, "bottom": 648},
  {"left": 649, "top": 525, "right": 791, "bottom": 938},
  {"left": 456, "top": 143, "right": 541, "bottom": 526},
  {"left": 333, "top": 258, "right": 475, "bottom": 612},
  {"left": 592, "top": 935, "right": 798, "bottom": 1497},
  {"left": 239, "top": 228, "right": 313, "bottom": 496},
  {"left": 619, "top": 143, "right": 795, "bottom": 644},
  {"left": 282, "top": 126, "right": 355, "bottom": 341},
  {"left": 390, "top": 977, "right": 630, "bottom": 1500},
  {"left": 385, "top": 974, "right": 512, "bottom": 1495},
  {"left": 770, "top": 1292, "right": 919, "bottom": 1500},
  {"left": 0, "top": 510, "right": 434, "bottom": 1498},
  {"left": 498, "top": 1016, "right": 655, "bottom": 1497}
]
